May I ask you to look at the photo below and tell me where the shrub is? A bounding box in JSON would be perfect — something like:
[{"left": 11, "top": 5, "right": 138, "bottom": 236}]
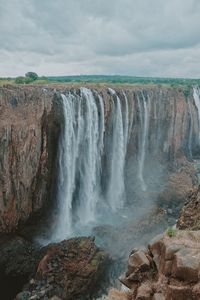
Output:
[
  {"left": 25, "top": 72, "right": 38, "bottom": 81},
  {"left": 166, "top": 226, "right": 176, "bottom": 238},
  {"left": 15, "top": 76, "right": 34, "bottom": 84}
]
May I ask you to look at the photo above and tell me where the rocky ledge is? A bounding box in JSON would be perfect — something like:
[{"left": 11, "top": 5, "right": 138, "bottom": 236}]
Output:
[
  {"left": 104, "top": 230, "right": 200, "bottom": 300},
  {"left": 15, "top": 237, "right": 109, "bottom": 300}
]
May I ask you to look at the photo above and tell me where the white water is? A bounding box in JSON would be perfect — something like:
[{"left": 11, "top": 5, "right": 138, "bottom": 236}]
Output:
[
  {"left": 76, "top": 88, "right": 104, "bottom": 224},
  {"left": 188, "top": 99, "right": 193, "bottom": 158},
  {"left": 122, "top": 91, "right": 130, "bottom": 149},
  {"left": 52, "top": 88, "right": 130, "bottom": 241},
  {"left": 137, "top": 92, "right": 150, "bottom": 191},
  {"left": 107, "top": 88, "right": 128, "bottom": 211},
  {"left": 53, "top": 93, "right": 79, "bottom": 239},
  {"left": 193, "top": 87, "right": 200, "bottom": 141}
]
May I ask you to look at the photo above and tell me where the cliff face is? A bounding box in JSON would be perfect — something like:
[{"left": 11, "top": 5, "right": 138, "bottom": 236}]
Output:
[
  {"left": 0, "top": 84, "right": 199, "bottom": 233},
  {"left": 0, "top": 86, "right": 62, "bottom": 233}
]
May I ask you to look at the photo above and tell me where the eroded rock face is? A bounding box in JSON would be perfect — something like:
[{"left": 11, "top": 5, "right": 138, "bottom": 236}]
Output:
[
  {"left": 177, "top": 185, "right": 200, "bottom": 230},
  {"left": 118, "top": 230, "right": 200, "bottom": 300},
  {"left": 16, "top": 237, "right": 110, "bottom": 300},
  {"left": 0, "top": 86, "right": 62, "bottom": 233},
  {"left": 157, "top": 161, "right": 197, "bottom": 214}
]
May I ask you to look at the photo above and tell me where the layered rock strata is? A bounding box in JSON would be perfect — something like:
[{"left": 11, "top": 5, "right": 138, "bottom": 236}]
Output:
[{"left": 0, "top": 85, "right": 62, "bottom": 233}]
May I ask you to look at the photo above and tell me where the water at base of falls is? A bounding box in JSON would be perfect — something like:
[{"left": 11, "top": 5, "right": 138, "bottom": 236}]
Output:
[{"left": 51, "top": 88, "right": 129, "bottom": 242}]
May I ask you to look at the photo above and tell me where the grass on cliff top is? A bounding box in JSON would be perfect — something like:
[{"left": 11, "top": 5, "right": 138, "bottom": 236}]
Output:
[{"left": 1, "top": 75, "right": 200, "bottom": 88}]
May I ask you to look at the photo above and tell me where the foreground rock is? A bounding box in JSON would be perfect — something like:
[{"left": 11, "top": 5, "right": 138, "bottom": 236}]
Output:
[
  {"left": 177, "top": 185, "right": 200, "bottom": 230},
  {"left": 16, "top": 237, "right": 110, "bottom": 300},
  {"left": 107, "top": 230, "right": 200, "bottom": 300}
]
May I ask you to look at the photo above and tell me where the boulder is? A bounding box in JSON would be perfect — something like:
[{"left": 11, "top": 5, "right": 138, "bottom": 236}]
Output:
[
  {"left": 136, "top": 283, "right": 152, "bottom": 299},
  {"left": 152, "top": 293, "right": 165, "bottom": 300},
  {"left": 16, "top": 236, "right": 110, "bottom": 300},
  {"left": 118, "top": 230, "right": 200, "bottom": 299},
  {"left": 127, "top": 250, "right": 150, "bottom": 275}
]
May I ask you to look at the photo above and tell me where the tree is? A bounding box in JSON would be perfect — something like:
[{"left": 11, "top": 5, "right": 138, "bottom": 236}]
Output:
[{"left": 25, "top": 72, "right": 38, "bottom": 81}]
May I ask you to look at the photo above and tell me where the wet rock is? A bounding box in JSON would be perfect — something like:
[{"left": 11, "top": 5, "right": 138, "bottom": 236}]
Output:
[{"left": 16, "top": 237, "right": 110, "bottom": 300}]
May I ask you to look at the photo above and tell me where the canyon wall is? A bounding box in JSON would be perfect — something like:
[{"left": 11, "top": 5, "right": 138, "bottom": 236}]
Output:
[
  {"left": 0, "top": 85, "right": 62, "bottom": 233},
  {"left": 0, "top": 84, "right": 199, "bottom": 233}
]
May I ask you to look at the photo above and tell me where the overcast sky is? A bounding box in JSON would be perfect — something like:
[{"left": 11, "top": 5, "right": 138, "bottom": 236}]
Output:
[{"left": 0, "top": 0, "right": 200, "bottom": 77}]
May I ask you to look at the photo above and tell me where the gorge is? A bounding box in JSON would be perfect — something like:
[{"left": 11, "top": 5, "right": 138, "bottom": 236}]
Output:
[{"left": 0, "top": 84, "right": 200, "bottom": 299}]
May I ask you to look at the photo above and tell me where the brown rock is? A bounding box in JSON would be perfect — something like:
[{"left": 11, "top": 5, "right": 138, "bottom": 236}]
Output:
[
  {"left": 136, "top": 283, "right": 152, "bottom": 300},
  {"left": 118, "top": 230, "right": 200, "bottom": 300},
  {"left": 127, "top": 250, "right": 150, "bottom": 274},
  {"left": 177, "top": 185, "right": 200, "bottom": 230},
  {"left": 152, "top": 293, "right": 165, "bottom": 300},
  {"left": 167, "top": 285, "right": 193, "bottom": 300},
  {"left": 172, "top": 248, "right": 199, "bottom": 283},
  {"left": 16, "top": 237, "right": 110, "bottom": 300},
  {"left": 0, "top": 85, "right": 62, "bottom": 233},
  {"left": 192, "top": 283, "right": 200, "bottom": 298}
]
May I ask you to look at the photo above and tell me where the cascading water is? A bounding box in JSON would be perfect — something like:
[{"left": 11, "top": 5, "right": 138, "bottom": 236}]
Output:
[
  {"left": 52, "top": 88, "right": 104, "bottom": 240},
  {"left": 188, "top": 99, "right": 193, "bottom": 158},
  {"left": 193, "top": 86, "right": 200, "bottom": 141},
  {"left": 106, "top": 89, "right": 129, "bottom": 211},
  {"left": 53, "top": 93, "right": 79, "bottom": 240},
  {"left": 137, "top": 91, "right": 150, "bottom": 191},
  {"left": 52, "top": 88, "right": 130, "bottom": 241},
  {"left": 76, "top": 88, "right": 104, "bottom": 225},
  {"left": 50, "top": 86, "right": 200, "bottom": 244}
]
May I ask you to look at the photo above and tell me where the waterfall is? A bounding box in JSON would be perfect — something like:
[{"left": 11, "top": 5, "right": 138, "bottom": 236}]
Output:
[
  {"left": 137, "top": 91, "right": 150, "bottom": 191},
  {"left": 52, "top": 87, "right": 130, "bottom": 241},
  {"left": 53, "top": 88, "right": 104, "bottom": 240},
  {"left": 76, "top": 87, "right": 104, "bottom": 225},
  {"left": 106, "top": 88, "right": 128, "bottom": 211},
  {"left": 123, "top": 91, "right": 130, "bottom": 149},
  {"left": 193, "top": 87, "right": 200, "bottom": 141},
  {"left": 188, "top": 99, "right": 193, "bottom": 158},
  {"left": 46, "top": 86, "right": 200, "bottom": 244},
  {"left": 53, "top": 93, "right": 80, "bottom": 240}
]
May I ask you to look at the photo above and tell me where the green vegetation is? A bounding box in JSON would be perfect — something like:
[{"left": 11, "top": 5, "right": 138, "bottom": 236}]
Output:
[
  {"left": 15, "top": 72, "right": 39, "bottom": 84},
  {"left": 166, "top": 226, "right": 176, "bottom": 238},
  {"left": 46, "top": 75, "right": 200, "bottom": 87},
  {"left": 79, "top": 240, "right": 86, "bottom": 247},
  {"left": 0, "top": 74, "right": 200, "bottom": 87},
  {"left": 25, "top": 72, "right": 38, "bottom": 81},
  {"left": 90, "top": 258, "right": 98, "bottom": 267}
]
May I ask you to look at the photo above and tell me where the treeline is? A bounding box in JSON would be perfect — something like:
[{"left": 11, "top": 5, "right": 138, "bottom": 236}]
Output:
[
  {"left": 47, "top": 75, "right": 200, "bottom": 86},
  {"left": 0, "top": 74, "right": 200, "bottom": 87}
]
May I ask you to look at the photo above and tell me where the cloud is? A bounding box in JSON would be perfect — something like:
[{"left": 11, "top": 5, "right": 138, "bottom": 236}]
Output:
[{"left": 0, "top": 0, "right": 200, "bottom": 77}]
